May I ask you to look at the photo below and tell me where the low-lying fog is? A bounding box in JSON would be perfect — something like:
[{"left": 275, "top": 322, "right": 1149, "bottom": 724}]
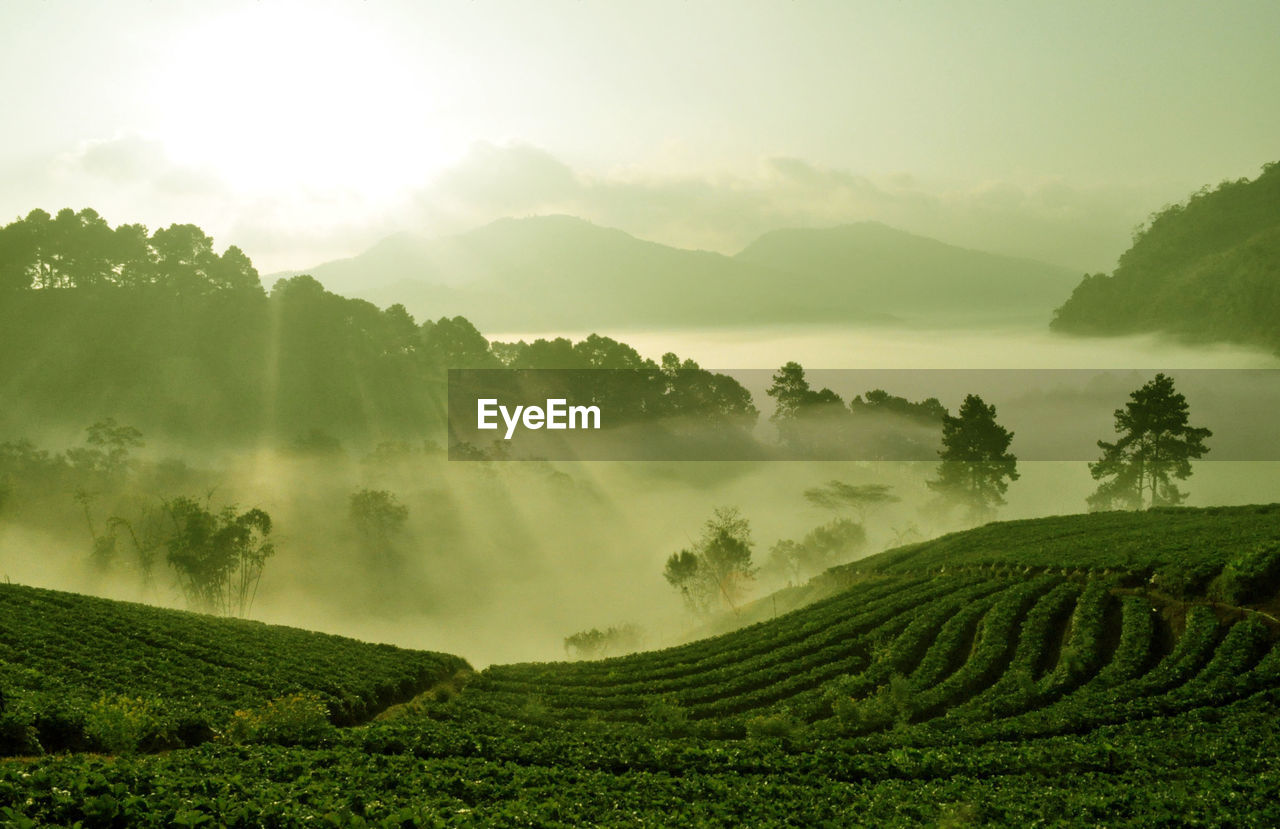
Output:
[
  {"left": 3, "top": 323, "right": 1278, "bottom": 667},
  {"left": 490, "top": 322, "right": 1280, "bottom": 371}
]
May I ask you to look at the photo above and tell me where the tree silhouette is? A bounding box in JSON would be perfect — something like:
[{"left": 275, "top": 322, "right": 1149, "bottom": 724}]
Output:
[
  {"left": 162, "top": 497, "right": 275, "bottom": 616},
  {"left": 927, "top": 394, "right": 1019, "bottom": 523},
  {"left": 349, "top": 488, "right": 409, "bottom": 571},
  {"left": 766, "top": 517, "right": 866, "bottom": 584},
  {"left": 1087, "top": 373, "right": 1212, "bottom": 510},
  {"left": 803, "top": 481, "right": 899, "bottom": 521},
  {"left": 663, "top": 507, "right": 756, "bottom": 615},
  {"left": 766, "top": 362, "right": 844, "bottom": 452},
  {"left": 564, "top": 624, "right": 642, "bottom": 660}
]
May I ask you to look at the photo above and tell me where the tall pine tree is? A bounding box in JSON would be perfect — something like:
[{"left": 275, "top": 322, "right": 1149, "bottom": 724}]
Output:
[
  {"left": 927, "top": 394, "right": 1019, "bottom": 524},
  {"left": 1087, "top": 373, "right": 1212, "bottom": 510}
]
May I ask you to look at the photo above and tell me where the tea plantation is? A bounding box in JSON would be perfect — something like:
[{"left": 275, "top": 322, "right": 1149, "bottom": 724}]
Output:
[{"left": 3, "top": 504, "right": 1280, "bottom": 826}]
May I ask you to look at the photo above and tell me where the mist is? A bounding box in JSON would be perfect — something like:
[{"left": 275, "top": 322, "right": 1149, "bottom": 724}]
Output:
[{"left": 4, "top": 322, "right": 1277, "bottom": 668}]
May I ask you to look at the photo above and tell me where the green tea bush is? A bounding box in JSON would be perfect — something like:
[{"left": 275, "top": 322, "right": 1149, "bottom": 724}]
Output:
[
  {"left": 832, "top": 673, "right": 914, "bottom": 734},
  {"left": 645, "top": 695, "right": 689, "bottom": 737},
  {"left": 744, "top": 711, "right": 803, "bottom": 743}
]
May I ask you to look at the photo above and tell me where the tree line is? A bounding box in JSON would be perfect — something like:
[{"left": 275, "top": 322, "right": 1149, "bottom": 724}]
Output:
[
  {"left": 665, "top": 371, "right": 1214, "bottom": 617},
  {"left": 0, "top": 208, "right": 759, "bottom": 449},
  {"left": 766, "top": 362, "right": 946, "bottom": 459}
]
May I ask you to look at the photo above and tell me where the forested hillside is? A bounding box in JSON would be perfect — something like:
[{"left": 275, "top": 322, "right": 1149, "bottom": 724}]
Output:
[
  {"left": 1051, "top": 162, "right": 1280, "bottom": 352},
  {"left": 0, "top": 209, "right": 753, "bottom": 446}
]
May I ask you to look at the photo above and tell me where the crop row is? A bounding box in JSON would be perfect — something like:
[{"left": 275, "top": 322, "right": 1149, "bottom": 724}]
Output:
[
  {"left": 6, "top": 688, "right": 1280, "bottom": 826},
  {"left": 486, "top": 575, "right": 932, "bottom": 687},
  {"left": 477, "top": 574, "right": 979, "bottom": 700},
  {"left": 0, "top": 584, "right": 466, "bottom": 754}
]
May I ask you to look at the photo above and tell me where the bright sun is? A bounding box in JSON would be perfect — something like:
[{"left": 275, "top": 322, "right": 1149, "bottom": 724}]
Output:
[{"left": 151, "top": 4, "right": 460, "bottom": 201}]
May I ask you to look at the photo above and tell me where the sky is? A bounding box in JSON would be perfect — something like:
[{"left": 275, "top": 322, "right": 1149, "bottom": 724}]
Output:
[{"left": 2, "top": 0, "right": 1278, "bottom": 274}]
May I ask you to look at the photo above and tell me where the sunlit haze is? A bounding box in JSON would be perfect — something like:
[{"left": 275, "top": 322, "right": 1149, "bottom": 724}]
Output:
[
  {"left": 2, "top": 1, "right": 1278, "bottom": 272},
  {"left": 4, "top": 4, "right": 1280, "bottom": 819}
]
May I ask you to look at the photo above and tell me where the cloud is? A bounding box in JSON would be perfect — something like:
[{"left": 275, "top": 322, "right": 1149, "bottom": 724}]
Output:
[
  {"left": 32, "top": 135, "right": 398, "bottom": 273},
  {"left": 68, "top": 134, "right": 225, "bottom": 197},
  {"left": 410, "top": 143, "right": 1152, "bottom": 272},
  {"left": 432, "top": 143, "right": 581, "bottom": 211},
  {"left": 3, "top": 135, "right": 1163, "bottom": 275},
  {"left": 76, "top": 134, "right": 167, "bottom": 182}
]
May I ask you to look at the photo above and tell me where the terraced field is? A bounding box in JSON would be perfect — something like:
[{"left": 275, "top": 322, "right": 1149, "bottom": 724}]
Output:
[
  {"left": 2, "top": 504, "right": 1280, "bottom": 826},
  {"left": 0, "top": 584, "right": 466, "bottom": 753}
]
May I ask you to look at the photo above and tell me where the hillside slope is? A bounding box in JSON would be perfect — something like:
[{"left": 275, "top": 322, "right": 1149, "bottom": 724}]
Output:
[
  {"left": 0, "top": 584, "right": 467, "bottom": 753},
  {"left": 4, "top": 506, "right": 1280, "bottom": 825},
  {"left": 1051, "top": 162, "right": 1280, "bottom": 352},
  {"left": 291, "top": 215, "right": 1075, "bottom": 330},
  {"left": 293, "top": 215, "right": 832, "bottom": 331},
  {"left": 736, "top": 221, "right": 1080, "bottom": 321}
]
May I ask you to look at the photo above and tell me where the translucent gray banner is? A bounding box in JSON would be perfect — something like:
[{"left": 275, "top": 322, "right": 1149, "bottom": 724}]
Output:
[{"left": 447, "top": 368, "right": 1280, "bottom": 461}]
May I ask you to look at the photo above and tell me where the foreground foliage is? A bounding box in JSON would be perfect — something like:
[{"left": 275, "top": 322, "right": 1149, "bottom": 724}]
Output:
[
  {"left": 3, "top": 505, "right": 1280, "bottom": 825},
  {"left": 0, "top": 584, "right": 465, "bottom": 754}
]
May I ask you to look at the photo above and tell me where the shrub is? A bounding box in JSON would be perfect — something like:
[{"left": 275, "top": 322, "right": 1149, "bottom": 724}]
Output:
[
  {"left": 645, "top": 696, "right": 689, "bottom": 737},
  {"left": 832, "top": 674, "right": 915, "bottom": 735},
  {"left": 84, "top": 695, "right": 165, "bottom": 754},
  {"left": 744, "top": 711, "right": 804, "bottom": 744},
  {"left": 0, "top": 706, "right": 40, "bottom": 755},
  {"left": 517, "top": 696, "right": 554, "bottom": 727},
  {"left": 564, "top": 624, "right": 643, "bottom": 660},
  {"left": 1152, "top": 559, "right": 1221, "bottom": 600},
  {"left": 1210, "top": 542, "right": 1280, "bottom": 605},
  {"left": 222, "top": 693, "right": 334, "bottom": 747}
]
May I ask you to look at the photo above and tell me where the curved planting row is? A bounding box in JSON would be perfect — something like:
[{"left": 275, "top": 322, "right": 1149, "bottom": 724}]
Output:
[
  {"left": 467, "top": 576, "right": 1037, "bottom": 726},
  {"left": 465, "top": 569, "right": 1280, "bottom": 744},
  {"left": 477, "top": 575, "right": 976, "bottom": 701},
  {"left": 485, "top": 575, "right": 932, "bottom": 687}
]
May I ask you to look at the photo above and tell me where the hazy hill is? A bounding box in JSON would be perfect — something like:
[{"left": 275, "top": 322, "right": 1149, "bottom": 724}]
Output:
[
  {"left": 734, "top": 221, "right": 1080, "bottom": 321},
  {"left": 289, "top": 216, "right": 1076, "bottom": 330},
  {"left": 1051, "top": 162, "right": 1280, "bottom": 352},
  {"left": 291, "top": 215, "right": 828, "bottom": 331}
]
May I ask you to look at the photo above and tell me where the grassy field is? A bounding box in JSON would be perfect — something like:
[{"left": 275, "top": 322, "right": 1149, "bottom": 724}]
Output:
[{"left": 3, "top": 504, "right": 1280, "bottom": 826}]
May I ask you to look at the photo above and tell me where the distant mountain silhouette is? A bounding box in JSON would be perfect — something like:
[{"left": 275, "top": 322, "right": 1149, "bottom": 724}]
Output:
[
  {"left": 735, "top": 221, "right": 1079, "bottom": 320},
  {"left": 1052, "top": 163, "right": 1280, "bottom": 353},
  {"left": 284, "top": 215, "right": 1077, "bottom": 330}
]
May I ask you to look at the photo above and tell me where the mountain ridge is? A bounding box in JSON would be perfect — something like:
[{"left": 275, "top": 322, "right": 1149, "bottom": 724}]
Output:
[
  {"left": 279, "top": 215, "right": 1077, "bottom": 330},
  {"left": 735, "top": 220, "right": 1080, "bottom": 315}
]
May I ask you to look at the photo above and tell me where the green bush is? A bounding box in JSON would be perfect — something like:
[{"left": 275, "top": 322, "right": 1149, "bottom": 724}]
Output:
[
  {"left": 744, "top": 711, "right": 803, "bottom": 743},
  {"left": 517, "top": 696, "right": 554, "bottom": 727},
  {"left": 84, "top": 695, "right": 166, "bottom": 754},
  {"left": 222, "top": 693, "right": 334, "bottom": 747},
  {"left": 645, "top": 696, "right": 689, "bottom": 737},
  {"left": 1153, "top": 559, "right": 1221, "bottom": 600},
  {"left": 0, "top": 707, "right": 40, "bottom": 755},
  {"left": 1210, "top": 542, "right": 1280, "bottom": 605},
  {"left": 832, "top": 673, "right": 915, "bottom": 735}
]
